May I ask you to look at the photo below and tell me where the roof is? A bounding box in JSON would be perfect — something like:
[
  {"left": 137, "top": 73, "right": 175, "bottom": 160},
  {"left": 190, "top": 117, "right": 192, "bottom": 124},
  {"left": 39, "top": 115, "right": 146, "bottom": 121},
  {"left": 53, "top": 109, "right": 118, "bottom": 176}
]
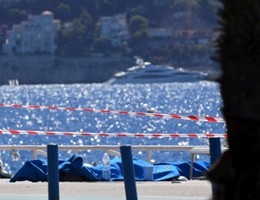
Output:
[{"left": 41, "top": 10, "right": 53, "bottom": 16}]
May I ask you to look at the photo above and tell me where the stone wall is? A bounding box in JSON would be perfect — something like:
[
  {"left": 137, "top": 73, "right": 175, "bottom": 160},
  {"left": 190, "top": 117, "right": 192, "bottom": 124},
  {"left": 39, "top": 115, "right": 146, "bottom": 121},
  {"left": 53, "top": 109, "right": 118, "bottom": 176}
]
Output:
[{"left": 0, "top": 55, "right": 134, "bottom": 85}]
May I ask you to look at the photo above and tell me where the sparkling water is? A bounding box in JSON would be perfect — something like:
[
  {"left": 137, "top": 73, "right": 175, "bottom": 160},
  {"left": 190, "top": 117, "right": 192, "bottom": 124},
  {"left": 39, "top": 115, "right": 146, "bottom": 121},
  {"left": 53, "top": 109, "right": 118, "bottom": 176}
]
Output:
[{"left": 0, "top": 81, "right": 225, "bottom": 173}]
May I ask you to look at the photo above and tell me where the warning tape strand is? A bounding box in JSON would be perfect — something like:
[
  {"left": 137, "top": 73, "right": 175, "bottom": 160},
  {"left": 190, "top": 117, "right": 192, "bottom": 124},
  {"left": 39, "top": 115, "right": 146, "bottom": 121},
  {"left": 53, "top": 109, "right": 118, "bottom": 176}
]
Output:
[
  {"left": 0, "top": 103, "right": 225, "bottom": 123},
  {"left": 0, "top": 129, "right": 227, "bottom": 138}
]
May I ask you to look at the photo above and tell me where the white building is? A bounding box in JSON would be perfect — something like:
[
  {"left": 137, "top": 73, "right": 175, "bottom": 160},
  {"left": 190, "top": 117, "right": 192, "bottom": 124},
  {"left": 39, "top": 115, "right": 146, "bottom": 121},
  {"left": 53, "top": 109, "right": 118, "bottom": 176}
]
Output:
[
  {"left": 3, "top": 11, "right": 60, "bottom": 55},
  {"left": 99, "top": 13, "right": 130, "bottom": 47}
]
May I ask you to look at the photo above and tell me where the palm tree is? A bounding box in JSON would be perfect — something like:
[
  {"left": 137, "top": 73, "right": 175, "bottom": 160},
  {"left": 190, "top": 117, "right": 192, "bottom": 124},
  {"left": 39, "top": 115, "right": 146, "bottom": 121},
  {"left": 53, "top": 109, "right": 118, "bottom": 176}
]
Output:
[{"left": 207, "top": 0, "right": 260, "bottom": 199}]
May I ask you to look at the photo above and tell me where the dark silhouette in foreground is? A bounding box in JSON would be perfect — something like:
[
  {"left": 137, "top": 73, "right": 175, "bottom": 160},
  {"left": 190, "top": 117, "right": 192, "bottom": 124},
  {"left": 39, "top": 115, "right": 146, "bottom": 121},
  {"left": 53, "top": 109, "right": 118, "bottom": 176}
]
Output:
[{"left": 207, "top": 1, "right": 260, "bottom": 199}]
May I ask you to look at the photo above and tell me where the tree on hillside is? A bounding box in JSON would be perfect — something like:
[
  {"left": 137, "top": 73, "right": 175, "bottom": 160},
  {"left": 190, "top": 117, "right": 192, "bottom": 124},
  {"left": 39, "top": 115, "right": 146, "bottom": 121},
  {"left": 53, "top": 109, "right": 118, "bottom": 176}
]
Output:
[
  {"left": 56, "top": 19, "right": 86, "bottom": 56},
  {"left": 197, "top": 0, "right": 218, "bottom": 26},
  {"left": 139, "top": 0, "right": 175, "bottom": 22},
  {"left": 55, "top": 3, "right": 71, "bottom": 22},
  {"left": 128, "top": 15, "right": 149, "bottom": 41},
  {"left": 99, "top": 0, "right": 126, "bottom": 16},
  {"left": 8, "top": 8, "right": 28, "bottom": 24},
  {"left": 207, "top": 0, "right": 260, "bottom": 199},
  {"left": 128, "top": 15, "right": 150, "bottom": 56},
  {"left": 92, "top": 37, "right": 112, "bottom": 53},
  {"left": 125, "top": 0, "right": 141, "bottom": 9},
  {"left": 56, "top": 7, "right": 96, "bottom": 57},
  {"left": 79, "top": 8, "right": 95, "bottom": 50},
  {"left": 18, "top": 0, "right": 54, "bottom": 14}
]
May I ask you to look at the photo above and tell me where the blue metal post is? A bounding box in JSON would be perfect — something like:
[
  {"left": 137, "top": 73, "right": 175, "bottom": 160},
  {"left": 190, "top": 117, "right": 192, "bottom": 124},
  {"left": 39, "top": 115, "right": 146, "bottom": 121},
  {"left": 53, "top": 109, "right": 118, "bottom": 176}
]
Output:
[
  {"left": 47, "top": 144, "right": 60, "bottom": 200},
  {"left": 120, "top": 145, "right": 138, "bottom": 200},
  {"left": 209, "top": 138, "right": 222, "bottom": 196},
  {"left": 209, "top": 138, "right": 222, "bottom": 165}
]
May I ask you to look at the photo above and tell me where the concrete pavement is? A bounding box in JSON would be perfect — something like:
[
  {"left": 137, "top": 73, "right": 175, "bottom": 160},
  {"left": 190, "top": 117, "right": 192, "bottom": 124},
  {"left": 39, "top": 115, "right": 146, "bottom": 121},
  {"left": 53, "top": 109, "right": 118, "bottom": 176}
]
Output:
[{"left": 0, "top": 179, "right": 212, "bottom": 200}]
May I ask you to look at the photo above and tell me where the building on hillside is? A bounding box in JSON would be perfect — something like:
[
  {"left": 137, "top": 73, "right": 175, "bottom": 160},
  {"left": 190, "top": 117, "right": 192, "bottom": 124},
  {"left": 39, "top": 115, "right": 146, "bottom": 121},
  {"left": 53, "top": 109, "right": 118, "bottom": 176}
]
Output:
[
  {"left": 149, "top": 28, "right": 173, "bottom": 38},
  {"left": 173, "top": 29, "right": 214, "bottom": 45},
  {"left": 147, "top": 28, "right": 173, "bottom": 48},
  {"left": 3, "top": 11, "right": 60, "bottom": 55},
  {"left": 99, "top": 13, "right": 130, "bottom": 47}
]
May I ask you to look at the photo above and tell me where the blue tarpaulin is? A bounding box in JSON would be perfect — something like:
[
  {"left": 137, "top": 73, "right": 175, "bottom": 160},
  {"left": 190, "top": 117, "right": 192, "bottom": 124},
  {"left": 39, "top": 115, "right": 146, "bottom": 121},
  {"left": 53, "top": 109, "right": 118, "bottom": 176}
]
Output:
[{"left": 10, "top": 154, "right": 210, "bottom": 182}]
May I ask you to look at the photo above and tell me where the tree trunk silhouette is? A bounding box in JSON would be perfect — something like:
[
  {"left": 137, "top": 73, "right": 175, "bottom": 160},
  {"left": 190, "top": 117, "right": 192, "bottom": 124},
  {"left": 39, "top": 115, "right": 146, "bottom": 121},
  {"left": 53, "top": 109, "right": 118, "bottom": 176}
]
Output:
[{"left": 207, "top": 1, "right": 260, "bottom": 199}]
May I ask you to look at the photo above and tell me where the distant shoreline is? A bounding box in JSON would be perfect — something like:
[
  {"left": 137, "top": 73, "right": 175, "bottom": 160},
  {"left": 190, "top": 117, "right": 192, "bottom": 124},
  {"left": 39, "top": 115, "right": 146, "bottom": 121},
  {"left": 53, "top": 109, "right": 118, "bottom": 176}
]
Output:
[
  {"left": 0, "top": 55, "right": 135, "bottom": 85},
  {"left": 0, "top": 55, "right": 220, "bottom": 85}
]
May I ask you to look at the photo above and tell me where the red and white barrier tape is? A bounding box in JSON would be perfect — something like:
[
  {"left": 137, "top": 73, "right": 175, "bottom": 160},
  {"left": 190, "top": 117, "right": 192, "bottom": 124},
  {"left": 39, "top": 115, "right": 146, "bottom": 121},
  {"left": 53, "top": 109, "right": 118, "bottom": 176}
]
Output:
[
  {"left": 0, "top": 129, "right": 227, "bottom": 138},
  {"left": 0, "top": 103, "right": 225, "bottom": 123}
]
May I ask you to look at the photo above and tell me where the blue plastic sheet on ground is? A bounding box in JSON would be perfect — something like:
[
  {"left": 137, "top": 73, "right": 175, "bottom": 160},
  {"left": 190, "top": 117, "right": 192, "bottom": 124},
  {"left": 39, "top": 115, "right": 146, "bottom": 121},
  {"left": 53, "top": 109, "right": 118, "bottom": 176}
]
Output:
[{"left": 10, "top": 154, "right": 210, "bottom": 182}]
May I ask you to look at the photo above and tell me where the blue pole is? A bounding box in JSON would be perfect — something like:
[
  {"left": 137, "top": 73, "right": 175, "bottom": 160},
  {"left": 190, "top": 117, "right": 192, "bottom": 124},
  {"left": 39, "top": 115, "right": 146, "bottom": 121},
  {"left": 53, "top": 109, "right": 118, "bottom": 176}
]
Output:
[
  {"left": 209, "top": 138, "right": 222, "bottom": 196},
  {"left": 47, "top": 144, "right": 60, "bottom": 200},
  {"left": 120, "top": 145, "right": 138, "bottom": 200},
  {"left": 209, "top": 138, "right": 222, "bottom": 165}
]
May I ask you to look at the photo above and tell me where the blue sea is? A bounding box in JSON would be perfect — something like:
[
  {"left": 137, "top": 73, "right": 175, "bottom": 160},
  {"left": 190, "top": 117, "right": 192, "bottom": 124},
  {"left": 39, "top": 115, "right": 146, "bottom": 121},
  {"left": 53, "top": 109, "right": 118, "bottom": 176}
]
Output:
[{"left": 0, "top": 81, "right": 226, "bottom": 174}]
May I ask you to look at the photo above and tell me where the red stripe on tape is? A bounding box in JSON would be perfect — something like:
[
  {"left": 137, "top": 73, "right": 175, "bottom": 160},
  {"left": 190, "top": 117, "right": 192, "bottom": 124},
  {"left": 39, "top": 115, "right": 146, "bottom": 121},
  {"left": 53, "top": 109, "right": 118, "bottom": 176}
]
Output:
[
  {"left": 170, "top": 114, "right": 182, "bottom": 119},
  {"left": 135, "top": 133, "right": 145, "bottom": 137},
  {"left": 153, "top": 114, "right": 164, "bottom": 118},
  {"left": 118, "top": 111, "right": 129, "bottom": 114},
  {"left": 101, "top": 110, "right": 110, "bottom": 113},
  {"left": 187, "top": 134, "right": 199, "bottom": 138},
  {"left": 29, "top": 105, "right": 41, "bottom": 109},
  {"left": 83, "top": 108, "right": 94, "bottom": 112},
  {"left": 117, "top": 133, "right": 127, "bottom": 137},
  {"left": 136, "top": 112, "right": 146, "bottom": 116},
  {"left": 152, "top": 134, "right": 163, "bottom": 137},
  {"left": 81, "top": 132, "right": 92, "bottom": 136},
  {"left": 46, "top": 132, "right": 55, "bottom": 135},
  {"left": 99, "top": 133, "right": 109, "bottom": 137},
  {"left": 13, "top": 104, "right": 22, "bottom": 108},
  {"left": 10, "top": 130, "right": 20, "bottom": 134},
  {"left": 48, "top": 106, "right": 58, "bottom": 110},
  {"left": 205, "top": 117, "right": 217, "bottom": 122},
  {"left": 28, "top": 131, "right": 38, "bottom": 135},
  {"left": 188, "top": 116, "right": 199, "bottom": 121},
  {"left": 65, "top": 107, "right": 76, "bottom": 111},
  {"left": 169, "top": 134, "right": 181, "bottom": 138}
]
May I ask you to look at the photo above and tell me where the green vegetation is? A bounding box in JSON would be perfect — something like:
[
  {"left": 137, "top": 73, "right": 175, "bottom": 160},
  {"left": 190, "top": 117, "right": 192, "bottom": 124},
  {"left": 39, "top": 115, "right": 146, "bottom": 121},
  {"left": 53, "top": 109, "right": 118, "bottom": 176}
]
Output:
[{"left": 0, "top": 0, "right": 220, "bottom": 65}]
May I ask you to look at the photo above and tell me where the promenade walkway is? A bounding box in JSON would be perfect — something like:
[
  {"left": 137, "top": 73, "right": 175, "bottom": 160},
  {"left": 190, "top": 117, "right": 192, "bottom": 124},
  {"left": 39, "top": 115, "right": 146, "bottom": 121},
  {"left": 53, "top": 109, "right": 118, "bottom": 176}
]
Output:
[{"left": 0, "top": 179, "right": 212, "bottom": 200}]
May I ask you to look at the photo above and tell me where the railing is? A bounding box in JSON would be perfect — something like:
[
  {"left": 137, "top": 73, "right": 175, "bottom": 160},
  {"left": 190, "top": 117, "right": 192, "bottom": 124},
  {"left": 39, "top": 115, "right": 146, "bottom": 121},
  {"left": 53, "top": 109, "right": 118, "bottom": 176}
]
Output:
[
  {"left": 0, "top": 144, "right": 228, "bottom": 180},
  {"left": 0, "top": 144, "right": 199, "bottom": 162}
]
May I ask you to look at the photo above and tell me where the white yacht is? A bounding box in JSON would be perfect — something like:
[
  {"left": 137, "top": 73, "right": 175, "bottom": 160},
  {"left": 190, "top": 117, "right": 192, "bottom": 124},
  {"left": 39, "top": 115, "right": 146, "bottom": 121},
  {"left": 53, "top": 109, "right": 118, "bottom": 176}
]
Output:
[{"left": 107, "top": 58, "right": 209, "bottom": 84}]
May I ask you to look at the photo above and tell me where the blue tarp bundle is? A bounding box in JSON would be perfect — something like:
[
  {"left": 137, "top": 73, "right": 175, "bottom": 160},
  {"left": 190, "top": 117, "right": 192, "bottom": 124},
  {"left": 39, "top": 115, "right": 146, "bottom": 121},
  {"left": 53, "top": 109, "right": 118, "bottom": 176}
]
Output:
[{"left": 10, "top": 154, "right": 210, "bottom": 182}]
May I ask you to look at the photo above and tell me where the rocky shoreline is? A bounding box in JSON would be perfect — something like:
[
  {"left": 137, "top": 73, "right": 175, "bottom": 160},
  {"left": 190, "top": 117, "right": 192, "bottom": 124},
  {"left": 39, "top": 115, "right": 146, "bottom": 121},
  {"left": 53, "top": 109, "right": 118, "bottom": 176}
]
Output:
[{"left": 0, "top": 55, "right": 135, "bottom": 85}]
